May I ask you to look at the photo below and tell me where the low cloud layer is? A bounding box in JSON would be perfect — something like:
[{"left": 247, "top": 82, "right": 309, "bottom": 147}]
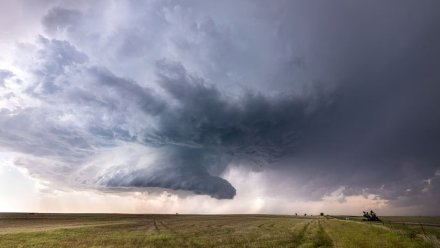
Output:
[{"left": 0, "top": 0, "right": 440, "bottom": 213}]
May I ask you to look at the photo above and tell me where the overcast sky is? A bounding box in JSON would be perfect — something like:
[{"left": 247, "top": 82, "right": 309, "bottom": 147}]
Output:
[{"left": 1, "top": 0, "right": 440, "bottom": 215}]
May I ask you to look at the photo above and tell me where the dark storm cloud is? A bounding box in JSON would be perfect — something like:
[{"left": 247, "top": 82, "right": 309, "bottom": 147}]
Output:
[
  {"left": 2, "top": 0, "right": 440, "bottom": 211},
  {"left": 2, "top": 36, "right": 311, "bottom": 199},
  {"left": 98, "top": 60, "right": 310, "bottom": 198},
  {"left": 265, "top": 2, "right": 440, "bottom": 212},
  {"left": 98, "top": 60, "right": 311, "bottom": 199},
  {"left": 104, "top": 146, "right": 236, "bottom": 199},
  {"left": 151, "top": 60, "right": 306, "bottom": 157}
]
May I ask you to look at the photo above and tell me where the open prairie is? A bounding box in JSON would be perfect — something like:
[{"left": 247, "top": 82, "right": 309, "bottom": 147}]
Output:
[{"left": 0, "top": 213, "right": 439, "bottom": 247}]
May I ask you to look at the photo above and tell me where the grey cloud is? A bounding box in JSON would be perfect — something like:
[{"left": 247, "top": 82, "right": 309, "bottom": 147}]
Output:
[
  {"left": 0, "top": 108, "right": 95, "bottom": 165},
  {"left": 152, "top": 60, "right": 307, "bottom": 158},
  {"left": 86, "top": 67, "right": 166, "bottom": 116},
  {"left": 97, "top": 60, "right": 312, "bottom": 198},
  {"left": 42, "top": 7, "right": 82, "bottom": 34},
  {"left": 103, "top": 146, "right": 236, "bottom": 199},
  {"left": 29, "top": 36, "right": 88, "bottom": 95},
  {"left": 262, "top": 14, "right": 440, "bottom": 211},
  {"left": 107, "top": 167, "right": 236, "bottom": 199},
  {"left": 4, "top": 36, "right": 313, "bottom": 199},
  {"left": 0, "top": 69, "right": 14, "bottom": 86},
  {"left": 2, "top": 0, "right": 440, "bottom": 211}
]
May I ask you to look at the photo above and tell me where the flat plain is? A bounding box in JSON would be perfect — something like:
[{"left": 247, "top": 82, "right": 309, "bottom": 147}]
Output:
[{"left": 0, "top": 213, "right": 439, "bottom": 247}]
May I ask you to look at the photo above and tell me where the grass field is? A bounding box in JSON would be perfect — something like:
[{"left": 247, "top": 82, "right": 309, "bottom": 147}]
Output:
[{"left": 0, "top": 213, "right": 439, "bottom": 247}]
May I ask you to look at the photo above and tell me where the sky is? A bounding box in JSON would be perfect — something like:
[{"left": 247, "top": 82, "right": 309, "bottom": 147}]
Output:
[{"left": 0, "top": 0, "right": 440, "bottom": 215}]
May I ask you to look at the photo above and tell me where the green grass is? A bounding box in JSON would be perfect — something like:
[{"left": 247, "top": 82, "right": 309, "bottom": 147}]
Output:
[
  {"left": 323, "top": 219, "right": 434, "bottom": 248},
  {"left": 0, "top": 213, "right": 438, "bottom": 247}
]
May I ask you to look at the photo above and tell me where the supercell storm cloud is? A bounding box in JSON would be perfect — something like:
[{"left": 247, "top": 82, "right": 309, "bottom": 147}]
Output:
[{"left": 0, "top": 0, "right": 440, "bottom": 214}]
